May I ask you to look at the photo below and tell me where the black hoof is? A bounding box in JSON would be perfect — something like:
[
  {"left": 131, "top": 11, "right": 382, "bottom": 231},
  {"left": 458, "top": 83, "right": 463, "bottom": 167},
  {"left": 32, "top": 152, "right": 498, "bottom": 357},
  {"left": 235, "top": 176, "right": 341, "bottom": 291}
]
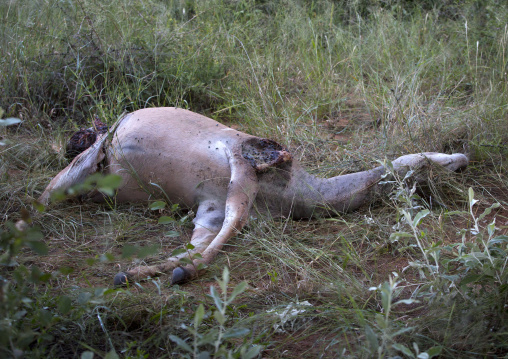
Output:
[
  {"left": 114, "top": 272, "right": 131, "bottom": 286},
  {"left": 171, "top": 267, "right": 192, "bottom": 285}
]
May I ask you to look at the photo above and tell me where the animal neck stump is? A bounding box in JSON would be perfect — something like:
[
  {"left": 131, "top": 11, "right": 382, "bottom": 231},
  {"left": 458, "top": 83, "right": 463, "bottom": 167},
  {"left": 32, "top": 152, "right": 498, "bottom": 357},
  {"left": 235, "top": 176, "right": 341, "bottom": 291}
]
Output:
[{"left": 39, "top": 107, "right": 469, "bottom": 286}]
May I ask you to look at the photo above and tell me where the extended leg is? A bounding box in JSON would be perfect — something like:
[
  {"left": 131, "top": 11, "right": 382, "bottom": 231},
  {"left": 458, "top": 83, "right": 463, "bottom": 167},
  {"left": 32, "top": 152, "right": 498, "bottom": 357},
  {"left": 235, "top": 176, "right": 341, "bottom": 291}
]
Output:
[
  {"left": 114, "top": 142, "right": 260, "bottom": 286},
  {"left": 391, "top": 152, "right": 468, "bottom": 173},
  {"left": 113, "top": 199, "right": 225, "bottom": 285},
  {"left": 298, "top": 152, "right": 469, "bottom": 215},
  {"left": 170, "top": 143, "right": 260, "bottom": 284}
]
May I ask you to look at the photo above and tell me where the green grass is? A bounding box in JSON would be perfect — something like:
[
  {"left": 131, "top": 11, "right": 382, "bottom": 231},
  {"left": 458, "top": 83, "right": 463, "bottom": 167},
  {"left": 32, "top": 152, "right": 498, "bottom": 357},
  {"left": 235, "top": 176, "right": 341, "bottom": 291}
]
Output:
[{"left": 1, "top": 0, "right": 508, "bottom": 357}]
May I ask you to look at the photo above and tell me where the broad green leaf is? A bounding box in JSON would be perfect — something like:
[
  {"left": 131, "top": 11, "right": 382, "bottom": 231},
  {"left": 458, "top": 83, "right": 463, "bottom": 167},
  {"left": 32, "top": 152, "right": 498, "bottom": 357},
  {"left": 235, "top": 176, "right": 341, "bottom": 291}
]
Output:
[
  {"left": 165, "top": 231, "right": 180, "bottom": 237},
  {"left": 194, "top": 303, "right": 205, "bottom": 328},
  {"left": 223, "top": 327, "right": 250, "bottom": 339},
  {"left": 14, "top": 310, "right": 27, "bottom": 320},
  {"left": 443, "top": 210, "right": 469, "bottom": 217},
  {"left": 210, "top": 286, "right": 223, "bottom": 308},
  {"left": 58, "top": 266, "right": 74, "bottom": 275},
  {"left": 180, "top": 214, "right": 191, "bottom": 223},
  {"left": 460, "top": 273, "right": 482, "bottom": 286},
  {"left": 169, "top": 335, "right": 192, "bottom": 353},
  {"left": 403, "top": 169, "right": 415, "bottom": 180},
  {"left": 38, "top": 309, "right": 53, "bottom": 326},
  {"left": 228, "top": 281, "right": 247, "bottom": 304},
  {"left": 221, "top": 267, "right": 230, "bottom": 292},
  {"left": 121, "top": 245, "right": 137, "bottom": 258},
  {"left": 97, "top": 175, "right": 122, "bottom": 195},
  {"left": 391, "top": 326, "right": 415, "bottom": 337},
  {"left": 86, "top": 258, "right": 98, "bottom": 265},
  {"left": 243, "top": 345, "right": 263, "bottom": 359},
  {"left": 179, "top": 257, "right": 192, "bottom": 265},
  {"left": 81, "top": 351, "right": 94, "bottom": 359},
  {"left": 375, "top": 313, "right": 387, "bottom": 329},
  {"left": 32, "top": 200, "right": 45, "bottom": 213},
  {"left": 99, "top": 253, "right": 115, "bottom": 262},
  {"left": 380, "top": 283, "right": 391, "bottom": 312},
  {"left": 171, "top": 248, "right": 187, "bottom": 256},
  {"left": 214, "top": 310, "right": 225, "bottom": 325},
  {"left": 38, "top": 272, "right": 52, "bottom": 282},
  {"left": 198, "top": 330, "right": 218, "bottom": 346},
  {"left": 149, "top": 201, "right": 166, "bottom": 210},
  {"left": 490, "top": 235, "right": 508, "bottom": 245},
  {"left": 158, "top": 216, "right": 175, "bottom": 224},
  {"left": 364, "top": 325, "right": 378, "bottom": 354},
  {"left": 394, "top": 298, "right": 419, "bottom": 306},
  {"left": 104, "top": 350, "right": 119, "bottom": 359},
  {"left": 196, "top": 352, "right": 210, "bottom": 359},
  {"left": 77, "top": 292, "right": 92, "bottom": 305},
  {"left": 426, "top": 346, "right": 442, "bottom": 358},
  {"left": 185, "top": 243, "right": 195, "bottom": 250},
  {"left": 58, "top": 296, "right": 72, "bottom": 315},
  {"left": 94, "top": 288, "right": 107, "bottom": 297},
  {"left": 413, "top": 341, "right": 419, "bottom": 354},
  {"left": 50, "top": 190, "right": 67, "bottom": 202},
  {"left": 413, "top": 209, "right": 430, "bottom": 227},
  {"left": 392, "top": 343, "right": 415, "bottom": 358},
  {"left": 26, "top": 228, "right": 44, "bottom": 241},
  {"left": 138, "top": 244, "right": 159, "bottom": 258},
  {"left": 390, "top": 232, "right": 413, "bottom": 241},
  {"left": 487, "top": 220, "right": 496, "bottom": 237},
  {"left": 385, "top": 159, "right": 394, "bottom": 172},
  {"left": 468, "top": 187, "right": 478, "bottom": 208},
  {"left": 402, "top": 209, "right": 413, "bottom": 223},
  {"left": 26, "top": 240, "right": 48, "bottom": 255},
  {"left": 478, "top": 202, "right": 500, "bottom": 221}
]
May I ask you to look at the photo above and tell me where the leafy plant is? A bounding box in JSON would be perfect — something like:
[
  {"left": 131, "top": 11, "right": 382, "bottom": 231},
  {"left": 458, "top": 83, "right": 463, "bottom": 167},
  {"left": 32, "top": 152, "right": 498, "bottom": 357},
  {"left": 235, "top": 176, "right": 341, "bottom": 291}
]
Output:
[
  {"left": 169, "top": 267, "right": 262, "bottom": 359},
  {"left": 367, "top": 274, "right": 442, "bottom": 359},
  {"left": 0, "top": 172, "right": 125, "bottom": 357},
  {"left": 380, "top": 162, "right": 508, "bottom": 354}
]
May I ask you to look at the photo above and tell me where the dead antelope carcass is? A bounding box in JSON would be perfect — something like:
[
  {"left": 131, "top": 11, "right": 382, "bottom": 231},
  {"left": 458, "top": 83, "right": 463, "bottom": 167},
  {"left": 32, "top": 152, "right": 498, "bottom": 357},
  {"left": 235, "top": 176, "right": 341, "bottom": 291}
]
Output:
[{"left": 39, "top": 107, "right": 468, "bottom": 285}]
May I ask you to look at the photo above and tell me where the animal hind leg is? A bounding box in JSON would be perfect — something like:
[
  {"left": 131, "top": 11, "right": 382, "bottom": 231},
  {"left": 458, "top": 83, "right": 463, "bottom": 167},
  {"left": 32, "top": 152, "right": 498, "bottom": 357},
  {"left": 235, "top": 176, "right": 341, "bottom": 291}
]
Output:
[
  {"left": 113, "top": 199, "right": 225, "bottom": 285},
  {"left": 391, "top": 152, "right": 468, "bottom": 173},
  {"left": 114, "top": 141, "right": 260, "bottom": 286},
  {"left": 170, "top": 143, "right": 260, "bottom": 284}
]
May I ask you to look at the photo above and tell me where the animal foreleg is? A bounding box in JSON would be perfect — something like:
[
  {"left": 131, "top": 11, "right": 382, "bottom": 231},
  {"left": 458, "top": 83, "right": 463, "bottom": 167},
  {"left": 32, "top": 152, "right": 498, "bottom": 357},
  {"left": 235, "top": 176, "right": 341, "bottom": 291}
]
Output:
[{"left": 113, "top": 200, "right": 225, "bottom": 285}]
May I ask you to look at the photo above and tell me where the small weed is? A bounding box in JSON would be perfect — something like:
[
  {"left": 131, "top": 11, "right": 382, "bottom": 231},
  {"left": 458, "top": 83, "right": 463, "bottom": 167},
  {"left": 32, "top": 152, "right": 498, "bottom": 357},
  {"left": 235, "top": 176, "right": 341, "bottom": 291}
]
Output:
[{"left": 169, "top": 267, "right": 262, "bottom": 359}]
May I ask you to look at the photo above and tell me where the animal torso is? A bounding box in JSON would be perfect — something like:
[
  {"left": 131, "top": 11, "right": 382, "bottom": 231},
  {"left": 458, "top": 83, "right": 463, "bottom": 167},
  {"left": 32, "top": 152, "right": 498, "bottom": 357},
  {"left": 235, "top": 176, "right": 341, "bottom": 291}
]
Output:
[
  {"left": 107, "top": 107, "right": 305, "bottom": 217},
  {"left": 108, "top": 108, "right": 242, "bottom": 206}
]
